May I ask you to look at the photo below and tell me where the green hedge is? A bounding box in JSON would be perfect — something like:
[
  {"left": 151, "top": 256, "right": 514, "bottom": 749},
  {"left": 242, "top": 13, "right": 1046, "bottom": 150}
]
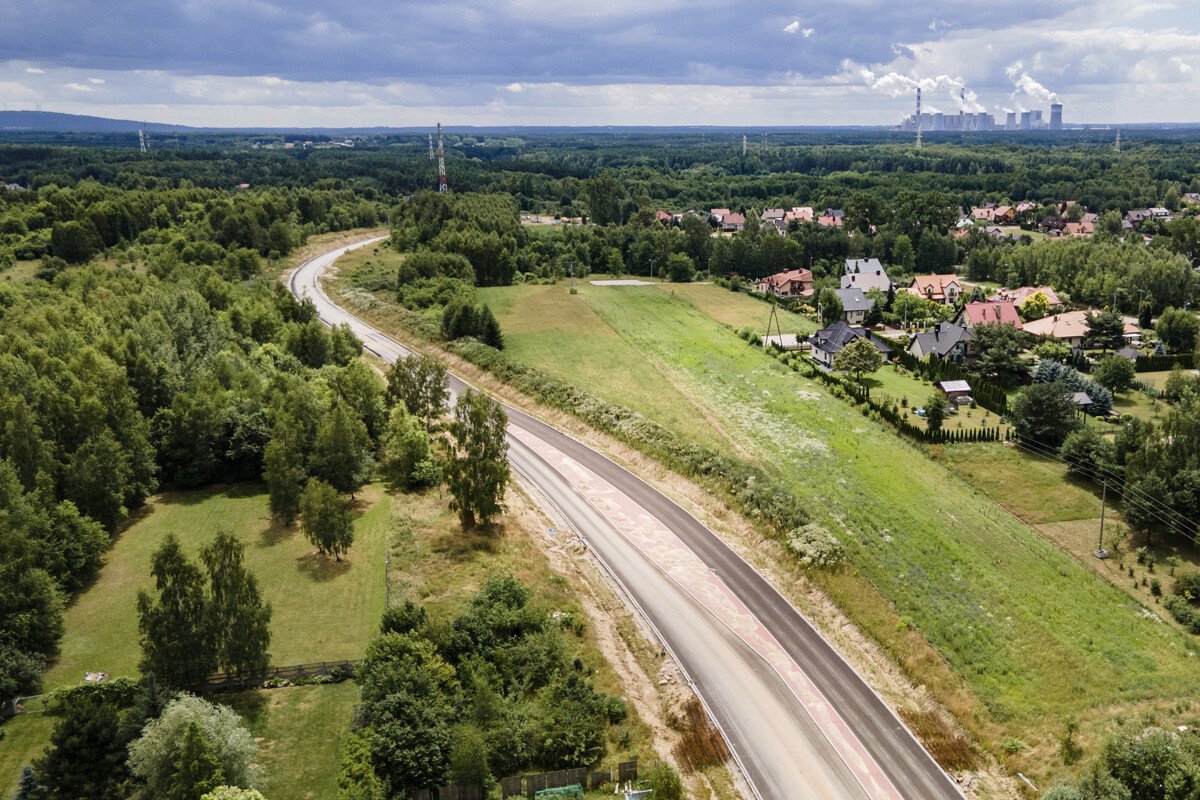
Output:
[{"left": 1135, "top": 353, "right": 1194, "bottom": 372}]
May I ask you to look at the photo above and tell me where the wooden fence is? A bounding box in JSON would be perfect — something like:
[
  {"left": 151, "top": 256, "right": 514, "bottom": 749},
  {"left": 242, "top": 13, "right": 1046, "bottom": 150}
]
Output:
[
  {"left": 499, "top": 760, "right": 638, "bottom": 798},
  {"left": 198, "top": 660, "right": 357, "bottom": 692}
]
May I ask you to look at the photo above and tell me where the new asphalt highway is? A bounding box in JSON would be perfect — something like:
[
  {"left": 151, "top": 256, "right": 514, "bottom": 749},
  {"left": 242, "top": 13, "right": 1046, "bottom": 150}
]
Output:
[{"left": 289, "top": 237, "right": 965, "bottom": 800}]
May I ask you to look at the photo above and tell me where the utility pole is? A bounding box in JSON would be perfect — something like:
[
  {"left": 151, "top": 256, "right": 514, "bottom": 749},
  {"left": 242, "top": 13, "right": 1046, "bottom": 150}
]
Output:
[{"left": 1095, "top": 481, "right": 1110, "bottom": 559}]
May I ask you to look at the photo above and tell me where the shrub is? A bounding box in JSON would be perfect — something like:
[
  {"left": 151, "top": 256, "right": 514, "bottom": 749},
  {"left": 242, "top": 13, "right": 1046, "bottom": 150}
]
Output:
[
  {"left": 787, "top": 524, "right": 845, "bottom": 569},
  {"left": 1164, "top": 595, "right": 1200, "bottom": 634},
  {"left": 1173, "top": 573, "right": 1200, "bottom": 603}
]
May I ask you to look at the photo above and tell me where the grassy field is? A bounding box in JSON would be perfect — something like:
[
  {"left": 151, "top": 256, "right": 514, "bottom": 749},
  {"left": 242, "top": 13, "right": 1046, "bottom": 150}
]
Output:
[
  {"left": 477, "top": 280, "right": 1200, "bottom": 784},
  {"left": 45, "top": 484, "right": 389, "bottom": 689},
  {"left": 865, "top": 365, "right": 1010, "bottom": 434},
  {"left": 224, "top": 684, "right": 361, "bottom": 800},
  {"left": 651, "top": 283, "right": 816, "bottom": 335}
]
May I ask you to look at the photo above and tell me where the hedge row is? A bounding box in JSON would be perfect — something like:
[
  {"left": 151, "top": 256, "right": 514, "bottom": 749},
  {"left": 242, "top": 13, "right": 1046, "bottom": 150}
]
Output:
[
  {"left": 447, "top": 338, "right": 808, "bottom": 534},
  {"left": 1135, "top": 353, "right": 1194, "bottom": 372}
]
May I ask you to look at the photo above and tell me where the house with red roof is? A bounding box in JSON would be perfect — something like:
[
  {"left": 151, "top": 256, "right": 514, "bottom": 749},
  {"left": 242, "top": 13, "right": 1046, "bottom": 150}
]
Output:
[
  {"left": 754, "top": 269, "right": 814, "bottom": 299},
  {"left": 957, "top": 301, "right": 1023, "bottom": 331},
  {"left": 908, "top": 274, "right": 963, "bottom": 305}
]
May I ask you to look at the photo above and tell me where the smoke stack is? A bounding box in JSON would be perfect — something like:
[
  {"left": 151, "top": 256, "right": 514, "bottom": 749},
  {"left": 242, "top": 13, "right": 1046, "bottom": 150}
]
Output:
[
  {"left": 960, "top": 88, "right": 966, "bottom": 115},
  {"left": 1005, "top": 111, "right": 1017, "bottom": 130},
  {"left": 1019, "top": 111, "right": 1032, "bottom": 130},
  {"left": 1050, "top": 103, "right": 1063, "bottom": 130},
  {"left": 916, "top": 87, "right": 921, "bottom": 119}
]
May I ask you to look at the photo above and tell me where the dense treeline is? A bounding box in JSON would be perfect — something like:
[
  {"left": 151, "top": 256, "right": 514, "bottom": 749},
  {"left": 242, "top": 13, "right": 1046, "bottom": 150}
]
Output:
[{"left": 339, "top": 577, "right": 627, "bottom": 797}]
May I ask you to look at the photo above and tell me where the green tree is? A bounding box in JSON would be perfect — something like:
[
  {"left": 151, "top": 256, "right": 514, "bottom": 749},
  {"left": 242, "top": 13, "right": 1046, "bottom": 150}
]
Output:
[
  {"left": 128, "top": 695, "right": 262, "bottom": 797},
  {"left": 0, "top": 644, "right": 44, "bottom": 704},
  {"left": 1060, "top": 427, "right": 1116, "bottom": 482},
  {"left": 336, "top": 733, "right": 385, "bottom": 800},
  {"left": 311, "top": 402, "right": 371, "bottom": 497},
  {"left": 262, "top": 423, "right": 306, "bottom": 526},
  {"left": 386, "top": 355, "right": 449, "bottom": 426},
  {"left": 1019, "top": 291, "right": 1052, "bottom": 321},
  {"left": 300, "top": 478, "right": 355, "bottom": 560},
  {"left": 380, "top": 407, "right": 439, "bottom": 491},
  {"left": 445, "top": 390, "right": 510, "bottom": 528},
  {"left": 447, "top": 724, "right": 493, "bottom": 796},
  {"left": 201, "top": 789, "right": 267, "bottom": 800},
  {"left": 605, "top": 246, "right": 625, "bottom": 277},
  {"left": 832, "top": 337, "right": 883, "bottom": 382},
  {"left": 1093, "top": 356, "right": 1137, "bottom": 393},
  {"left": 33, "top": 696, "right": 128, "bottom": 800},
  {"left": 1103, "top": 726, "right": 1199, "bottom": 800},
  {"left": 681, "top": 214, "right": 712, "bottom": 270},
  {"left": 924, "top": 393, "right": 949, "bottom": 432},
  {"left": 137, "top": 533, "right": 217, "bottom": 689},
  {"left": 201, "top": 532, "right": 271, "bottom": 679},
  {"left": 1156, "top": 306, "right": 1199, "bottom": 354},
  {"left": 49, "top": 220, "right": 101, "bottom": 264},
  {"left": 64, "top": 429, "right": 133, "bottom": 531},
  {"left": 172, "top": 722, "right": 225, "bottom": 800},
  {"left": 1087, "top": 309, "right": 1127, "bottom": 354},
  {"left": 665, "top": 252, "right": 695, "bottom": 283},
  {"left": 583, "top": 176, "right": 626, "bottom": 226},
  {"left": 817, "top": 287, "right": 843, "bottom": 326},
  {"left": 891, "top": 234, "right": 916, "bottom": 272},
  {"left": 970, "top": 322, "right": 1027, "bottom": 383},
  {"left": 1010, "top": 382, "right": 1082, "bottom": 447},
  {"left": 646, "top": 762, "right": 684, "bottom": 800},
  {"left": 479, "top": 304, "right": 505, "bottom": 349}
]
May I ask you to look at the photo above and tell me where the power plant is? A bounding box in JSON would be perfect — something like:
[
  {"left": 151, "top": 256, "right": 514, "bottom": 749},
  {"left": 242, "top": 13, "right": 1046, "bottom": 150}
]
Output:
[{"left": 898, "top": 88, "right": 1064, "bottom": 133}]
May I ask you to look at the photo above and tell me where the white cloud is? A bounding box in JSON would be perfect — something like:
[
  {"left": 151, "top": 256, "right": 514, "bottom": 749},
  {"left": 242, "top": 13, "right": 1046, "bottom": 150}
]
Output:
[
  {"left": 783, "top": 21, "right": 814, "bottom": 37},
  {"left": 88, "top": 77, "right": 105, "bottom": 84},
  {"left": 64, "top": 82, "right": 93, "bottom": 92},
  {"left": 24, "top": 67, "right": 44, "bottom": 74}
]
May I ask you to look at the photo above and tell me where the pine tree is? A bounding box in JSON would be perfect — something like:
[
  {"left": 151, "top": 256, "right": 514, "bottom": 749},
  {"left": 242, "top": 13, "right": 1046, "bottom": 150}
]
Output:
[
  {"left": 34, "top": 696, "right": 128, "bottom": 800},
  {"left": 170, "top": 722, "right": 225, "bottom": 800},
  {"left": 201, "top": 532, "right": 271, "bottom": 679},
  {"left": 479, "top": 305, "right": 505, "bottom": 350}
]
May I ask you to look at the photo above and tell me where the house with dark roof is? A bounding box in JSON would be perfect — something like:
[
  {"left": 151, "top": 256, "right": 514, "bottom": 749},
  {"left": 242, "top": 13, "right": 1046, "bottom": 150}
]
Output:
[
  {"left": 833, "top": 287, "right": 875, "bottom": 325},
  {"left": 806, "top": 321, "right": 892, "bottom": 368},
  {"left": 907, "top": 322, "right": 972, "bottom": 361}
]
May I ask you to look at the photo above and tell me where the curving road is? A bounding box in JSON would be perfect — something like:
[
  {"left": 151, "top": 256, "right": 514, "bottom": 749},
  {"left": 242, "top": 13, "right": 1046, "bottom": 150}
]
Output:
[{"left": 290, "top": 238, "right": 965, "bottom": 800}]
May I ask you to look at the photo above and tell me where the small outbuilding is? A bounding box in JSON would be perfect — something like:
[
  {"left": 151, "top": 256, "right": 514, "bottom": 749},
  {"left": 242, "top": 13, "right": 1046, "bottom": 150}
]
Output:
[{"left": 936, "top": 380, "right": 973, "bottom": 403}]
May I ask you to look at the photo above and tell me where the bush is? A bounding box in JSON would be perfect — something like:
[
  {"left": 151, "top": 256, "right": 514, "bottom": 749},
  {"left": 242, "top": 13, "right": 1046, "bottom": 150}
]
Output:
[
  {"left": 1173, "top": 572, "right": 1200, "bottom": 603},
  {"left": 1164, "top": 595, "right": 1200, "bottom": 634},
  {"left": 787, "top": 523, "right": 844, "bottom": 568},
  {"left": 645, "top": 762, "right": 684, "bottom": 800}
]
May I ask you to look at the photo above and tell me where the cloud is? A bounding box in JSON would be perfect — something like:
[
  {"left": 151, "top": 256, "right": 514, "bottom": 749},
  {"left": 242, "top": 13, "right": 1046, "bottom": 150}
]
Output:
[
  {"left": 1006, "top": 61, "right": 1059, "bottom": 103},
  {"left": 782, "top": 21, "right": 814, "bottom": 37},
  {"left": 24, "top": 67, "right": 44, "bottom": 74},
  {"left": 63, "top": 82, "right": 94, "bottom": 92},
  {"left": 88, "top": 77, "right": 105, "bottom": 85}
]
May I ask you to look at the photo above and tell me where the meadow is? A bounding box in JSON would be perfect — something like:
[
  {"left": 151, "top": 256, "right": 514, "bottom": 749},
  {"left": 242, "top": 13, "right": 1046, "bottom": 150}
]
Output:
[{"left": 478, "top": 279, "right": 1200, "bottom": 784}]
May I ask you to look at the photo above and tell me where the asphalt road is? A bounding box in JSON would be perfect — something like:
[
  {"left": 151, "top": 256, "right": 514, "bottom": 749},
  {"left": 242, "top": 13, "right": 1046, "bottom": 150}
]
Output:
[{"left": 290, "top": 238, "right": 964, "bottom": 800}]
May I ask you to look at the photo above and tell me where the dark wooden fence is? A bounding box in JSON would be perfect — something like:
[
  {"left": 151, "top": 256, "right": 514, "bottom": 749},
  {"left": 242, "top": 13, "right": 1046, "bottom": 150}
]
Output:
[{"left": 198, "top": 660, "right": 357, "bottom": 692}]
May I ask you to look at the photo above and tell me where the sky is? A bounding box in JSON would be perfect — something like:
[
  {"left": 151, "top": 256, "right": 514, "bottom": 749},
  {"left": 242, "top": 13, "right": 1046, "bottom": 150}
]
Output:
[{"left": 1, "top": 0, "right": 1199, "bottom": 127}]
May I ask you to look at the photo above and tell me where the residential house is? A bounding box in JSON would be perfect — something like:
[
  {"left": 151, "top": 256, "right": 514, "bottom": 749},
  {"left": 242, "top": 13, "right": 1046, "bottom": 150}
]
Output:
[
  {"left": 1183, "top": 193, "right": 1200, "bottom": 206},
  {"left": 908, "top": 274, "right": 963, "bottom": 305},
  {"left": 833, "top": 287, "right": 875, "bottom": 325},
  {"left": 957, "top": 301, "right": 1022, "bottom": 331},
  {"left": 806, "top": 321, "right": 892, "bottom": 368},
  {"left": 841, "top": 258, "right": 893, "bottom": 293},
  {"left": 654, "top": 210, "right": 673, "bottom": 223},
  {"left": 786, "top": 207, "right": 815, "bottom": 223},
  {"left": 1147, "top": 206, "right": 1173, "bottom": 221},
  {"left": 1022, "top": 309, "right": 1140, "bottom": 349},
  {"left": 1124, "top": 209, "right": 1152, "bottom": 229},
  {"left": 761, "top": 217, "right": 787, "bottom": 236},
  {"left": 907, "top": 322, "right": 972, "bottom": 361},
  {"left": 709, "top": 208, "right": 746, "bottom": 232},
  {"left": 1063, "top": 221, "right": 1094, "bottom": 238},
  {"left": 971, "top": 203, "right": 998, "bottom": 221},
  {"left": 817, "top": 208, "right": 844, "bottom": 228},
  {"left": 1015, "top": 202, "right": 1037, "bottom": 214},
  {"left": 988, "top": 286, "right": 1062, "bottom": 308},
  {"left": 761, "top": 208, "right": 787, "bottom": 223},
  {"left": 754, "top": 268, "right": 814, "bottom": 299},
  {"left": 993, "top": 205, "right": 1015, "bottom": 224}
]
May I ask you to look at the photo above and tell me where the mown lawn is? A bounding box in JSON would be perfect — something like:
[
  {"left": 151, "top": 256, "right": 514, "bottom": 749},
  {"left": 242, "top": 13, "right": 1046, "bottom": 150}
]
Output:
[
  {"left": 44, "top": 484, "right": 389, "bottom": 690},
  {"left": 0, "top": 713, "right": 56, "bottom": 794},
  {"left": 653, "top": 282, "right": 817, "bottom": 335},
  {"left": 482, "top": 281, "right": 1200, "bottom": 783},
  {"left": 224, "top": 683, "right": 361, "bottom": 800},
  {"left": 864, "top": 366, "right": 1009, "bottom": 434}
]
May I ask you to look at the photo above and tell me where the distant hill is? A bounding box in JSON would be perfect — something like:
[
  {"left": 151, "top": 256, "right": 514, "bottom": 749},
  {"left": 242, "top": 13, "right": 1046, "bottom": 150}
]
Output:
[{"left": 0, "top": 111, "right": 196, "bottom": 133}]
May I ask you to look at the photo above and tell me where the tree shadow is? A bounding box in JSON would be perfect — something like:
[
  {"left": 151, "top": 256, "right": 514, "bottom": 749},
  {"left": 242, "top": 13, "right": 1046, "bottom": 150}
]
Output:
[
  {"left": 259, "top": 518, "right": 297, "bottom": 548},
  {"left": 157, "top": 483, "right": 265, "bottom": 507},
  {"left": 218, "top": 689, "right": 270, "bottom": 726},
  {"left": 296, "top": 550, "right": 353, "bottom": 582}
]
